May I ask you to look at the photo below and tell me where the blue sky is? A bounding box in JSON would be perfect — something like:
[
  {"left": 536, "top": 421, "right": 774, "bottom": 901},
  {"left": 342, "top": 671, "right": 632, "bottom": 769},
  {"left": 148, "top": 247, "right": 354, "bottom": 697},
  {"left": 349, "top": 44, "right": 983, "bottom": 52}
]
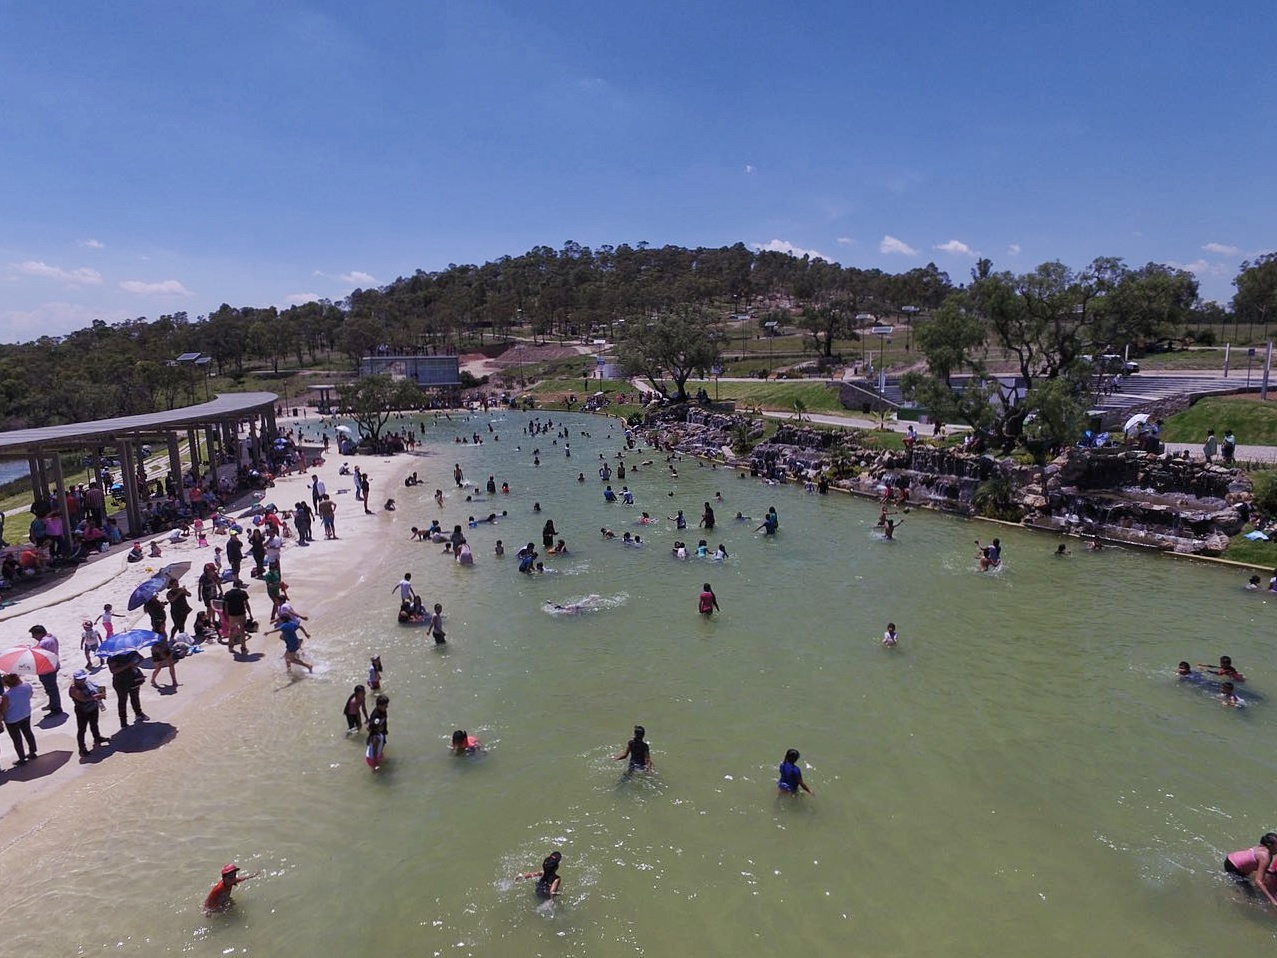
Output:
[{"left": 2, "top": 0, "right": 1273, "bottom": 340}]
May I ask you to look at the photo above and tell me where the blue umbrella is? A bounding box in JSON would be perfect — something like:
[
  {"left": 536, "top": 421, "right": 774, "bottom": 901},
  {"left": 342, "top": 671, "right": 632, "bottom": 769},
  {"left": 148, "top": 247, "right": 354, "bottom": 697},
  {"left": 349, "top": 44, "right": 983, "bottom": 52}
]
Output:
[
  {"left": 97, "top": 629, "right": 164, "bottom": 659},
  {"left": 128, "top": 572, "right": 170, "bottom": 610}
]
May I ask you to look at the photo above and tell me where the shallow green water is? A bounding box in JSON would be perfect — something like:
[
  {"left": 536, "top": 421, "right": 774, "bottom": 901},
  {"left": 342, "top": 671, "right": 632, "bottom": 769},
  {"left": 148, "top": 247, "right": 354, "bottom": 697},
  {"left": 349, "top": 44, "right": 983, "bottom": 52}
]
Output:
[{"left": 7, "top": 412, "right": 1277, "bottom": 956}]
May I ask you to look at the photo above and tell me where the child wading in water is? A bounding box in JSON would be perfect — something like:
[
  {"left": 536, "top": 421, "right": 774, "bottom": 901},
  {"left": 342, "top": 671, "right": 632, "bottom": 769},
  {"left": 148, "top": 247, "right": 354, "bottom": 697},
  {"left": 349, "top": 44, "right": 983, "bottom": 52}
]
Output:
[
  {"left": 516, "top": 851, "right": 563, "bottom": 899},
  {"left": 431, "top": 603, "right": 446, "bottom": 645},
  {"left": 366, "top": 695, "right": 389, "bottom": 769},
  {"left": 882, "top": 623, "right": 899, "bottom": 647},
  {"left": 698, "top": 583, "right": 720, "bottom": 616}
]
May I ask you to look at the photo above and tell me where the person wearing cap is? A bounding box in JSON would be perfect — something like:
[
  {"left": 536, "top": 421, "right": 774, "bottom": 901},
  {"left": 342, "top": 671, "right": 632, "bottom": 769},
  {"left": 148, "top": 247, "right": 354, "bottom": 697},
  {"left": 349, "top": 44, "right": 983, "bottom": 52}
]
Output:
[
  {"left": 225, "top": 530, "right": 244, "bottom": 579},
  {"left": 203, "top": 863, "right": 260, "bottom": 915},
  {"left": 29, "top": 625, "right": 64, "bottom": 715},
  {"left": 68, "top": 669, "right": 109, "bottom": 755},
  {"left": 516, "top": 851, "right": 563, "bottom": 899}
]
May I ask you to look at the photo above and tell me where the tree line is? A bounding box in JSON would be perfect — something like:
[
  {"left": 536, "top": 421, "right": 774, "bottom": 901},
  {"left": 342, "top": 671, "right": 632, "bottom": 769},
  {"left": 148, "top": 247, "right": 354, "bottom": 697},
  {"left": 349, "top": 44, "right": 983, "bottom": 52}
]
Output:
[{"left": 0, "top": 241, "right": 1273, "bottom": 443}]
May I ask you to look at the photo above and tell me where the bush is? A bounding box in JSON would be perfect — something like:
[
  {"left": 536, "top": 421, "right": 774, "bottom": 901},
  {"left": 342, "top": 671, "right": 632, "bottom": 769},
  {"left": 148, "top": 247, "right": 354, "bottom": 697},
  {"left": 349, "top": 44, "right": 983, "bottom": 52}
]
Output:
[{"left": 1252, "top": 469, "right": 1277, "bottom": 516}]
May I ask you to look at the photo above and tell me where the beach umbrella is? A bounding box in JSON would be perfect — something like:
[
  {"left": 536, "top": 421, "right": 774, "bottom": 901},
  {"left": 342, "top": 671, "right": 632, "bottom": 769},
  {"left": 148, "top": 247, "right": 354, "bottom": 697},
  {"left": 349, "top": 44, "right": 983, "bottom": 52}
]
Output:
[
  {"left": 97, "top": 629, "right": 163, "bottom": 659},
  {"left": 1123, "top": 413, "right": 1150, "bottom": 434},
  {"left": 161, "top": 560, "right": 192, "bottom": 581},
  {"left": 128, "top": 572, "right": 170, "bottom": 610},
  {"left": 334, "top": 425, "right": 353, "bottom": 435},
  {"left": 0, "top": 645, "right": 60, "bottom": 675}
]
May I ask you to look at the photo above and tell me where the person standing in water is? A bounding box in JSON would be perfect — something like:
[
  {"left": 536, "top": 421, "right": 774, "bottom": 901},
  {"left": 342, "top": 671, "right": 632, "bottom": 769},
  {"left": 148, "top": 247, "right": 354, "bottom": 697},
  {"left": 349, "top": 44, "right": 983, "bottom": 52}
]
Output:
[
  {"left": 366, "top": 694, "right": 389, "bottom": 769},
  {"left": 203, "top": 864, "right": 260, "bottom": 915},
  {"left": 777, "top": 748, "right": 813, "bottom": 796},
  {"left": 516, "top": 851, "right": 563, "bottom": 899},
  {"left": 698, "top": 583, "right": 720, "bottom": 616},
  {"left": 615, "top": 724, "right": 653, "bottom": 772}
]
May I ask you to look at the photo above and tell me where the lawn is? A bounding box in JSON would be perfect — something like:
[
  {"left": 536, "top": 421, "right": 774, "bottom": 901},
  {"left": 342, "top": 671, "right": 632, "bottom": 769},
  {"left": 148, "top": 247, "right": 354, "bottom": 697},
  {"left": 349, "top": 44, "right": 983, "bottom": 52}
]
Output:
[{"left": 1160, "top": 396, "right": 1277, "bottom": 445}]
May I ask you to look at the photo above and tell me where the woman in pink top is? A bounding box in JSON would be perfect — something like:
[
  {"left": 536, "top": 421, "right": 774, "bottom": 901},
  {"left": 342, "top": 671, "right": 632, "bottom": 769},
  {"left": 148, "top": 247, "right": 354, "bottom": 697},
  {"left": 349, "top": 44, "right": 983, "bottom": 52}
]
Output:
[{"left": 1224, "top": 833, "right": 1277, "bottom": 905}]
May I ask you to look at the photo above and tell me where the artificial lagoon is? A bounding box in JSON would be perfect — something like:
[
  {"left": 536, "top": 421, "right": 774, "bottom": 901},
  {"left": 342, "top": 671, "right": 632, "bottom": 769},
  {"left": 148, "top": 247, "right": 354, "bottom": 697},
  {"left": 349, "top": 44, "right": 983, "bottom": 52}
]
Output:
[{"left": 7, "top": 412, "right": 1277, "bottom": 956}]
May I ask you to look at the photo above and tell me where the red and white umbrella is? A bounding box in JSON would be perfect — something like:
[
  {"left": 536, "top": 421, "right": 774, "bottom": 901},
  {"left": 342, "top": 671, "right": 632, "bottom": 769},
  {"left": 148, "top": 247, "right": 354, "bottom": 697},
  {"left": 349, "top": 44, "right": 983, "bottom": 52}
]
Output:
[{"left": 0, "top": 645, "right": 60, "bottom": 675}]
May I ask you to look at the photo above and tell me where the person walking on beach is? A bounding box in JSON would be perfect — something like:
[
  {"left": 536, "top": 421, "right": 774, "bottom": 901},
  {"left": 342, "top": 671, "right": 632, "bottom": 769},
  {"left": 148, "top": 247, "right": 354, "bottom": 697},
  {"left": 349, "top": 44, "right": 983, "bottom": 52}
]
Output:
[
  {"left": 167, "top": 580, "right": 193, "bottom": 638},
  {"left": 225, "top": 531, "right": 244, "bottom": 580},
  {"left": 311, "top": 474, "right": 325, "bottom": 510},
  {"left": 149, "top": 632, "right": 178, "bottom": 688},
  {"left": 1, "top": 673, "right": 39, "bottom": 765},
  {"left": 107, "top": 653, "right": 148, "bottom": 727},
  {"left": 361, "top": 473, "right": 372, "bottom": 515},
  {"left": 698, "top": 583, "right": 720, "bottom": 616},
  {"left": 144, "top": 593, "right": 167, "bottom": 637},
  {"left": 95, "top": 603, "right": 115, "bottom": 639},
  {"left": 353, "top": 465, "right": 364, "bottom": 501},
  {"left": 68, "top": 669, "right": 109, "bottom": 755},
  {"left": 203, "top": 864, "right": 260, "bottom": 915},
  {"left": 80, "top": 619, "right": 103, "bottom": 668},
  {"left": 222, "top": 580, "right": 253, "bottom": 654},
  {"left": 615, "top": 724, "right": 653, "bottom": 773},
  {"left": 318, "top": 494, "right": 337, "bottom": 539},
  {"left": 28, "top": 625, "right": 64, "bottom": 715}
]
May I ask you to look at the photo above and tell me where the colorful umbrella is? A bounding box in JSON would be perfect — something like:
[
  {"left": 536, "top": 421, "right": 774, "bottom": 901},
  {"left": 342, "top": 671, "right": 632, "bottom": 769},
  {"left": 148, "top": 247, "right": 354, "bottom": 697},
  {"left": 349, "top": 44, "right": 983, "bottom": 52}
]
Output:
[
  {"left": 0, "top": 645, "right": 60, "bottom": 675},
  {"left": 128, "top": 572, "right": 170, "bottom": 610},
  {"left": 97, "top": 629, "right": 164, "bottom": 659}
]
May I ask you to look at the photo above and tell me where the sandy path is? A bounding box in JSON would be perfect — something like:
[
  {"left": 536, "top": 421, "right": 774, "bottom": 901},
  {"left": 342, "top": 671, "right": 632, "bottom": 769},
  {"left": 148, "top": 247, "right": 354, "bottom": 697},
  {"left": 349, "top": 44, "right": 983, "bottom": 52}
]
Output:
[{"left": 0, "top": 420, "right": 421, "bottom": 840}]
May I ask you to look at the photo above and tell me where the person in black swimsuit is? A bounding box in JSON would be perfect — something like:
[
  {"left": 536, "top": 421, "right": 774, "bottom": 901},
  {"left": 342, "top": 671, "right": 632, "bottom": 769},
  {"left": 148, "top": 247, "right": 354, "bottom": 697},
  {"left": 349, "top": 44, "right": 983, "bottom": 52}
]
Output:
[
  {"left": 614, "top": 724, "right": 652, "bottom": 773},
  {"left": 516, "top": 851, "right": 562, "bottom": 899}
]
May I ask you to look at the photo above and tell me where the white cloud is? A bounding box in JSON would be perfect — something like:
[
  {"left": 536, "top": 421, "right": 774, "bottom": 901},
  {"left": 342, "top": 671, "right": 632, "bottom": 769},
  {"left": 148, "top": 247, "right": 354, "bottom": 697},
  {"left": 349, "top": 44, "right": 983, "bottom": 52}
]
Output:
[
  {"left": 934, "top": 239, "right": 975, "bottom": 256},
  {"left": 836, "top": 237, "right": 855, "bottom": 246},
  {"left": 78, "top": 238, "right": 105, "bottom": 249},
  {"left": 750, "top": 239, "right": 832, "bottom": 261},
  {"left": 1007, "top": 243, "right": 1022, "bottom": 256},
  {"left": 339, "top": 270, "right": 376, "bottom": 285},
  {"left": 1202, "top": 242, "right": 1240, "bottom": 256},
  {"left": 1168, "top": 259, "right": 1230, "bottom": 278},
  {"left": 13, "top": 260, "right": 103, "bottom": 285},
  {"left": 286, "top": 292, "right": 320, "bottom": 305},
  {"left": 744, "top": 164, "right": 755, "bottom": 174},
  {"left": 879, "top": 235, "right": 917, "bottom": 256},
  {"left": 119, "top": 279, "right": 193, "bottom": 295}
]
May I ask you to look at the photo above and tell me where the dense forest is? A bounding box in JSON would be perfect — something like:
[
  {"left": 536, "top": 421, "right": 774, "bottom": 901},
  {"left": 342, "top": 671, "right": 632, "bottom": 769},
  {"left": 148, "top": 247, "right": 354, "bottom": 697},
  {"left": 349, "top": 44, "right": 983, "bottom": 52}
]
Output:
[{"left": 0, "top": 240, "right": 1273, "bottom": 434}]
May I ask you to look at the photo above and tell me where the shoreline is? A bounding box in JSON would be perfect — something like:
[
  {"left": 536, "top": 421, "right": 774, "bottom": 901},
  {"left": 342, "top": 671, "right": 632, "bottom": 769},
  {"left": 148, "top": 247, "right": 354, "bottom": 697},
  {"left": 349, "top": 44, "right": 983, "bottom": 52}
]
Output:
[{"left": 0, "top": 420, "right": 422, "bottom": 839}]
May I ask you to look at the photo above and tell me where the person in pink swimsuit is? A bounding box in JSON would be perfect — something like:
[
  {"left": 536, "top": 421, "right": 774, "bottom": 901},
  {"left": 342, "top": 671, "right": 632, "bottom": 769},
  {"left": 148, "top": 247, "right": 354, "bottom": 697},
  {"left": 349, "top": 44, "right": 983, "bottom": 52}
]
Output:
[{"left": 1224, "top": 833, "right": 1277, "bottom": 905}]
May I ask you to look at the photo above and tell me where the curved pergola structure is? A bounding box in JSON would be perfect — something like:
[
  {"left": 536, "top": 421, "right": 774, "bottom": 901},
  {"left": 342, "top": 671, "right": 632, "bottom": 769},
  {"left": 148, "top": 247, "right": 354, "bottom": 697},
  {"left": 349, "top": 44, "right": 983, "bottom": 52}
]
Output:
[{"left": 0, "top": 392, "right": 278, "bottom": 546}]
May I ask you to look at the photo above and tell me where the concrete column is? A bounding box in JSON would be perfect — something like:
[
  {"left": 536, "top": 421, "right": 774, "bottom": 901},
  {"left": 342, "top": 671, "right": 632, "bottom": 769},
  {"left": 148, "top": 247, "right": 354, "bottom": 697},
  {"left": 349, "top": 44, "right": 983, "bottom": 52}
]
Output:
[
  {"left": 119, "top": 440, "right": 143, "bottom": 539},
  {"left": 167, "top": 434, "right": 183, "bottom": 501},
  {"left": 49, "top": 449, "right": 73, "bottom": 556}
]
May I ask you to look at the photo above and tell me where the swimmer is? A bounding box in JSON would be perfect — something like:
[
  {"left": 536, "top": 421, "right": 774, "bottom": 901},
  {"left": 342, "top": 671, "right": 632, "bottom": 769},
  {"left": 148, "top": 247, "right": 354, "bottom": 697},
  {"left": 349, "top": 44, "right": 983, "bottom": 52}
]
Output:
[
  {"left": 670, "top": 509, "right": 687, "bottom": 529},
  {"left": 600, "top": 527, "right": 615, "bottom": 539},
  {"left": 698, "top": 582, "right": 720, "bottom": 616},
  {"left": 434, "top": 489, "right": 444, "bottom": 508},
  {"left": 615, "top": 724, "right": 653, "bottom": 772},
  {"left": 882, "top": 622, "right": 899, "bottom": 647},
  {"left": 1221, "top": 681, "right": 1245, "bottom": 708},
  {"left": 1176, "top": 661, "right": 1208, "bottom": 685},
  {"left": 734, "top": 512, "right": 752, "bottom": 521},
  {"left": 695, "top": 539, "right": 709, "bottom": 558},
  {"left": 883, "top": 517, "right": 902, "bottom": 540},
  {"left": 1054, "top": 543, "right": 1070, "bottom": 556},
  {"left": 975, "top": 538, "right": 1001, "bottom": 571},
  {"left": 622, "top": 532, "right": 633, "bottom": 544},
  {"left": 639, "top": 511, "right": 654, "bottom": 524},
  {"left": 672, "top": 541, "right": 687, "bottom": 559},
  {"left": 712, "top": 544, "right": 728, "bottom": 560},
  {"left": 1086, "top": 535, "right": 1103, "bottom": 551},
  {"left": 451, "top": 729, "right": 482, "bottom": 755},
  {"left": 203, "top": 863, "right": 260, "bottom": 915},
  {"left": 516, "top": 851, "right": 563, "bottom": 899},
  {"left": 1247, "top": 574, "right": 1261, "bottom": 590},
  {"left": 366, "top": 694, "right": 389, "bottom": 769},
  {"left": 1199, "top": 655, "right": 1245, "bottom": 682},
  {"left": 577, "top": 473, "right": 586, "bottom": 482},
  {"left": 1223, "top": 833, "right": 1277, "bottom": 905},
  {"left": 495, "top": 540, "right": 505, "bottom": 556},
  {"left": 777, "top": 748, "right": 812, "bottom": 796}
]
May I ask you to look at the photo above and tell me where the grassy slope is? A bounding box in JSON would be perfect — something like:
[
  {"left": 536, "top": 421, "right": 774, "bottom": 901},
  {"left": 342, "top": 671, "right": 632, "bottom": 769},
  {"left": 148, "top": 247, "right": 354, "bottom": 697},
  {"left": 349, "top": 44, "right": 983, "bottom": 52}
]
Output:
[{"left": 1160, "top": 396, "right": 1277, "bottom": 445}]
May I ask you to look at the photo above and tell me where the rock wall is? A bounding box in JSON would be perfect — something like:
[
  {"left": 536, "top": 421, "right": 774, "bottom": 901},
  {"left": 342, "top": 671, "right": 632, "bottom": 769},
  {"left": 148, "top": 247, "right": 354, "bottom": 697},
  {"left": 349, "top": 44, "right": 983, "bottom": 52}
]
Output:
[{"left": 638, "top": 405, "right": 1253, "bottom": 556}]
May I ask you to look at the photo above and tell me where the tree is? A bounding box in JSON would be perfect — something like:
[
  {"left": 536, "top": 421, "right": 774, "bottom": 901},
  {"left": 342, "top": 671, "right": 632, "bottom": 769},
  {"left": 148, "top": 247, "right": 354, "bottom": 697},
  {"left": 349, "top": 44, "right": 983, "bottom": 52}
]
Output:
[
  {"left": 336, "top": 375, "right": 421, "bottom": 442},
  {"left": 616, "top": 306, "right": 722, "bottom": 402},
  {"left": 1233, "top": 253, "right": 1277, "bottom": 338}
]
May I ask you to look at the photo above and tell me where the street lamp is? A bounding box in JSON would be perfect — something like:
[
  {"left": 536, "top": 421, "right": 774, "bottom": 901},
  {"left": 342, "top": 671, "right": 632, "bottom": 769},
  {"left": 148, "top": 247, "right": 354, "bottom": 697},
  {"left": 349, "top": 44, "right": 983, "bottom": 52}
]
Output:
[
  {"left": 902, "top": 306, "right": 919, "bottom": 352},
  {"left": 855, "top": 314, "right": 874, "bottom": 370},
  {"left": 515, "top": 344, "right": 525, "bottom": 388}
]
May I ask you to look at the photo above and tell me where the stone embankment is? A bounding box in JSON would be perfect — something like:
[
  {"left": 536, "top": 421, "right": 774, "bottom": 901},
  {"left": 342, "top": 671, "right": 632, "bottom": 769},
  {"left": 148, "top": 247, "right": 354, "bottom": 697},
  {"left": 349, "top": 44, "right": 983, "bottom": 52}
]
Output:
[{"left": 639, "top": 406, "right": 1253, "bottom": 556}]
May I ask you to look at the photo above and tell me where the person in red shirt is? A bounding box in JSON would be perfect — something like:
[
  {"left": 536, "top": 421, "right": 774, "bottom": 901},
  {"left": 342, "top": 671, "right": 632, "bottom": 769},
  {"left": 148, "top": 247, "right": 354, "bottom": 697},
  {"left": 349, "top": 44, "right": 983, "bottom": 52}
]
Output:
[{"left": 203, "top": 863, "right": 259, "bottom": 914}]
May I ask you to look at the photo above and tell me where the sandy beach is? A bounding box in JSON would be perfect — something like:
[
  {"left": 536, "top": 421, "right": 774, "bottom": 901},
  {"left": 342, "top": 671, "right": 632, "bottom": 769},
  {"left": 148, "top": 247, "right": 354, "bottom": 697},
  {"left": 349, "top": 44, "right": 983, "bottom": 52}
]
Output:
[{"left": 0, "top": 421, "right": 423, "bottom": 841}]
